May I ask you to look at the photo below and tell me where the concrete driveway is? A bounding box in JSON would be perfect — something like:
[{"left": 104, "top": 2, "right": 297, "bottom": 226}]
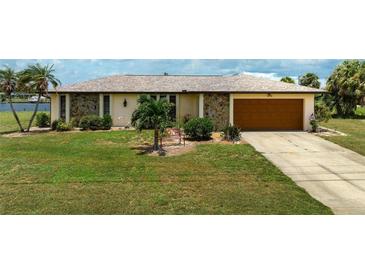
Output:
[{"left": 242, "top": 132, "right": 365, "bottom": 214}]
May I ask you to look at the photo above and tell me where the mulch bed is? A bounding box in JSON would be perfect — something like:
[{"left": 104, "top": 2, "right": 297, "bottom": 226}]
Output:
[{"left": 132, "top": 129, "right": 246, "bottom": 157}]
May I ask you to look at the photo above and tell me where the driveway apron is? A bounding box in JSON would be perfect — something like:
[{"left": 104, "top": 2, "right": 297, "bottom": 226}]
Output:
[{"left": 242, "top": 132, "right": 365, "bottom": 214}]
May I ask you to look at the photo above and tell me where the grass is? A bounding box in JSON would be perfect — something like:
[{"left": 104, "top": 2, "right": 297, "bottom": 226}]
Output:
[
  {"left": 0, "top": 111, "right": 34, "bottom": 133},
  {"left": 0, "top": 130, "right": 332, "bottom": 214},
  {"left": 320, "top": 118, "right": 365, "bottom": 156}
]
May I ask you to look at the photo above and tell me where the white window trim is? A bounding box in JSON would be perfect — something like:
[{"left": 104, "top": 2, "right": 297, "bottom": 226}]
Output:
[
  {"left": 65, "top": 94, "right": 70, "bottom": 123},
  {"left": 198, "top": 93, "right": 204, "bottom": 118},
  {"left": 148, "top": 94, "right": 171, "bottom": 101},
  {"left": 176, "top": 94, "right": 180, "bottom": 121},
  {"left": 99, "top": 94, "right": 104, "bottom": 117},
  {"left": 148, "top": 94, "right": 177, "bottom": 119},
  {"left": 109, "top": 94, "right": 113, "bottom": 117},
  {"left": 56, "top": 93, "right": 60, "bottom": 120},
  {"left": 229, "top": 93, "right": 234, "bottom": 125},
  {"left": 99, "top": 94, "right": 112, "bottom": 117},
  {"left": 58, "top": 94, "right": 70, "bottom": 122}
]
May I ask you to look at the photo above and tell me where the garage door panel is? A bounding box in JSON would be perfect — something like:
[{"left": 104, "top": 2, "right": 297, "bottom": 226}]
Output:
[{"left": 233, "top": 99, "right": 303, "bottom": 130}]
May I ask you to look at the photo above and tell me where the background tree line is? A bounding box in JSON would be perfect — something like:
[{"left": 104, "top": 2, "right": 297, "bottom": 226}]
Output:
[{"left": 280, "top": 60, "right": 365, "bottom": 119}]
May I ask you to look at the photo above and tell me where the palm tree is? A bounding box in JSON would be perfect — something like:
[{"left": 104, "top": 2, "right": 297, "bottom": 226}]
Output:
[
  {"left": 280, "top": 76, "right": 295, "bottom": 84},
  {"left": 354, "top": 62, "right": 365, "bottom": 106},
  {"left": 0, "top": 66, "right": 25, "bottom": 132},
  {"left": 299, "top": 73, "right": 321, "bottom": 89},
  {"left": 19, "top": 64, "right": 61, "bottom": 132},
  {"left": 131, "top": 95, "right": 172, "bottom": 150},
  {"left": 326, "top": 60, "right": 365, "bottom": 116}
]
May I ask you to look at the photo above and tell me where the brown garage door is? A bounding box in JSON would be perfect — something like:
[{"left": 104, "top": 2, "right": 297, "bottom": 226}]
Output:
[{"left": 234, "top": 99, "right": 303, "bottom": 130}]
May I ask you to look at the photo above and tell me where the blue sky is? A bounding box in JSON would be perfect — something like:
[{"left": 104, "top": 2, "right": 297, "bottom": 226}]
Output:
[{"left": 0, "top": 59, "right": 343, "bottom": 87}]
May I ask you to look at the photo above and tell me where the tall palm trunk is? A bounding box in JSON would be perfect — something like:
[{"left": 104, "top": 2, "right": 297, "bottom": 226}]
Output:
[
  {"left": 8, "top": 96, "right": 25, "bottom": 132},
  {"left": 153, "top": 127, "right": 159, "bottom": 151},
  {"left": 27, "top": 93, "right": 41, "bottom": 132}
]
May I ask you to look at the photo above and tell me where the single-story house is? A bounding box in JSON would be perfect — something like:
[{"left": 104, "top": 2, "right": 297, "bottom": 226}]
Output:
[{"left": 49, "top": 74, "right": 323, "bottom": 131}]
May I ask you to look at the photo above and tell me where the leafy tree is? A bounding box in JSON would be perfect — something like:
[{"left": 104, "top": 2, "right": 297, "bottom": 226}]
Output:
[
  {"left": 299, "top": 73, "right": 321, "bottom": 89},
  {"left": 314, "top": 102, "right": 332, "bottom": 122},
  {"left": 326, "top": 60, "right": 365, "bottom": 117},
  {"left": 0, "top": 92, "right": 5, "bottom": 102},
  {"left": 280, "top": 76, "right": 295, "bottom": 84},
  {"left": 131, "top": 95, "right": 172, "bottom": 150},
  {"left": 0, "top": 66, "right": 25, "bottom": 132},
  {"left": 354, "top": 63, "right": 365, "bottom": 106},
  {"left": 19, "top": 64, "right": 61, "bottom": 132}
]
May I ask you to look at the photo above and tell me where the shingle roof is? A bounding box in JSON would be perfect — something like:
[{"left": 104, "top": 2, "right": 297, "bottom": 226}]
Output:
[{"left": 52, "top": 74, "right": 324, "bottom": 93}]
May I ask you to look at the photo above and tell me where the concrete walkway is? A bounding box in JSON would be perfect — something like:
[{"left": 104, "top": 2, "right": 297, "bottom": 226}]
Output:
[{"left": 242, "top": 132, "right": 365, "bottom": 214}]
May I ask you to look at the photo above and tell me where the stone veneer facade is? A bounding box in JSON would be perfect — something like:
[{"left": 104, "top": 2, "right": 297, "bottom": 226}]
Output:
[
  {"left": 203, "top": 93, "right": 230, "bottom": 130},
  {"left": 70, "top": 93, "right": 99, "bottom": 121}
]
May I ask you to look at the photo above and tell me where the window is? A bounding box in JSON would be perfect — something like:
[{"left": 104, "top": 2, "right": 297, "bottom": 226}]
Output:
[
  {"left": 159, "top": 95, "right": 167, "bottom": 101},
  {"left": 150, "top": 95, "right": 157, "bottom": 101},
  {"left": 60, "top": 95, "right": 66, "bottom": 120},
  {"left": 169, "top": 95, "right": 176, "bottom": 121},
  {"left": 103, "top": 95, "right": 110, "bottom": 115}
]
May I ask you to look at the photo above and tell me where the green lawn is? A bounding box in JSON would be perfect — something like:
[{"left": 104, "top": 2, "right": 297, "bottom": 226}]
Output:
[
  {"left": 321, "top": 118, "right": 365, "bottom": 156},
  {"left": 0, "top": 130, "right": 332, "bottom": 214},
  {"left": 0, "top": 111, "right": 34, "bottom": 133}
]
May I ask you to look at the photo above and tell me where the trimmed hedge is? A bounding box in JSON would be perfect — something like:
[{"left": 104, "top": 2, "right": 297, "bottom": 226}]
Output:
[
  {"left": 51, "top": 119, "right": 62, "bottom": 131},
  {"left": 70, "top": 117, "right": 80, "bottom": 128},
  {"left": 36, "top": 112, "right": 50, "bottom": 128},
  {"left": 102, "top": 114, "right": 113, "bottom": 130},
  {"left": 51, "top": 119, "right": 71, "bottom": 132},
  {"left": 56, "top": 121, "right": 71, "bottom": 132},
  {"left": 79, "top": 115, "right": 112, "bottom": 130},
  {"left": 183, "top": 117, "right": 213, "bottom": 140},
  {"left": 79, "top": 115, "right": 100, "bottom": 130}
]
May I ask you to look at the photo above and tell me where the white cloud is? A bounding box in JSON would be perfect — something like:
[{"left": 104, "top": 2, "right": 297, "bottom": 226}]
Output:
[
  {"left": 241, "top": 71, "right": 298, "bottom": 83},
  {"left": 242, "top": 71, "right": 328, "bottom": 87},
  {"left": 0, "top": 59, "right": 340, "bottom": 86}
]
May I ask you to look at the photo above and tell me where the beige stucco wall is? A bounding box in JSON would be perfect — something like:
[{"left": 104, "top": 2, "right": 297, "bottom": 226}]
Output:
[
  {"left": 111, "top": 93, "right": 200, "bottom": 126},
  {"left": 111, "top": 94, "right": 138, "bottom": 127},
  {"left": 49, "top": 93, "right": 70, "bottom": 122},
  {"left": 49, "top": 93, "right": 199, "bottom": 127},
  {"left": 110, "top": 93, "right": 200, "bottom": 126},
  {"left": 177, "top": 94, "right": 199, "bottom": 122},
  {"left": 229, "top": 93, "right": 315, "bottom": 131},
  {"left": 50, "top": 93, "right": 58, "bottom": 122},
  {"left": 49, "top": 92, "right": 314, "bottom": 130}
]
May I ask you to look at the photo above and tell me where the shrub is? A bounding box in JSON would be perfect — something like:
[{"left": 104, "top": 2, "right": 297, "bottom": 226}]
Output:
[
  {"left": 309, "top": 114, "right": 319, "bottom": 132},
  {"left": 70, "top": 117, "right": 80, "bottom": 128},
  {"left": 315, "top": 102, "right": 332, "bottom": 122},
  {"left": 222, "top": 125, "right": 241, "bottom": 141},
  {"left": 0, "top": 93, "right": 6, "bottom": 102},
  {"left": 310, "top": 119, "right": 319, "bottom": 132},
  {"left": 356, "top": 106, "right": 365, "bottom": 117},
  {"left": 79, "top": 115, "right": 103, "bottom": 130},
  {"left": 183, "top": 117, "right": 213, "bottom": 140},
  {"left": 35, "top": 112, "right": 50, "bottom": 128},
  {"left": 88, "top": 116, "right": 103, "bottom": 130},
  {"left": 183, "top": 114, "right": 192, "bottom": 124},
  {"left": 51, "top": 119, "right": 62, "bottom": 131},
  {"left": 102, "top": 114, "right": 113, "bottom": 130},
  {"left": 79, "top": 116, "right": 90, "bottom": 130},
  {"left": 56, "top": 121, "right": 71, "bottom": 132}
]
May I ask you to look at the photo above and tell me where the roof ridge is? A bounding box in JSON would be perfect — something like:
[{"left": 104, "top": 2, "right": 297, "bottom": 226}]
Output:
[
  {"left": 52, "top": 73, "right": 324, "bottom": 93},
  {"left": 123, "top": 74, "right": 224, "bottom": 77}
]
